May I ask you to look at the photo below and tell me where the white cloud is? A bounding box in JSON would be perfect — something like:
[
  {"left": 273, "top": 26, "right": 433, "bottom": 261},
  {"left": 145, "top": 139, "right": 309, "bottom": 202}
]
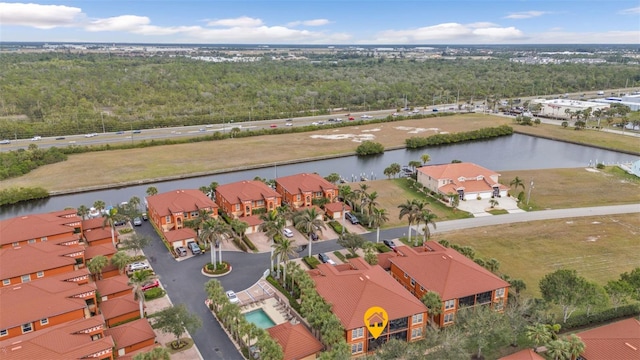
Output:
[
  {"left": 371, "top": 22, "right": 525, "bottom": 44},
  {"left": 504, "top": 11, "right": 546, "bottom": 19},
  {"left": 287, "top": 19, "right": 330, "bottom": 27},
  {"left": 619, "top": 6, "right": 640, "bottom": 14},
  {"left": 207, "top": 16, "right": 263, "bottom": 27},
  {"left": 0, "top": 2, "right": 83, "bottom": 29},
  {"left": 85, "top": 15, "right": 150, "bottom": 32}
]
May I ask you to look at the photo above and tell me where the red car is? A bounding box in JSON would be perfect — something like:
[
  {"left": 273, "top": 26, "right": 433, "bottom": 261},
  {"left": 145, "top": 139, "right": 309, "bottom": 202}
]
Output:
[
  {"left": 348, "top": 117, "right": 355, "bottom": 121},
  {"left": 142, "top": 280, "right": 159, "bottom": 291},
  {"left": 270, "top": 124, "right": 277, "bottom": 128}
]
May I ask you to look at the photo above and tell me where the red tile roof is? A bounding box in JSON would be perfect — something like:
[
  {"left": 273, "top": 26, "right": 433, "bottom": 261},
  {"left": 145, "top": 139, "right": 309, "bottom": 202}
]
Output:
[
  {"left": 324, "top": 201, "right": 351, "bottom": 213},
  {"left": 146, "top": 189, "right": 218, "bottom": 217},
  {"left": 0, "top": 316, "right": 114, "bottom": 360},
  {"left": 309, "top": 257, "right": 427, "bottom": 330},
  {"left": 100, "top": 293, "right": 140, "bottom": 322},
  {"left": 276, "top": 173, "right": 338, "bottom": 194},
  {"left": 84, "top": 243, "right": 117, "bottom": 260},
  {"left": 96, "top": 274, "right": 132, "bottom": 297},
  {"left": 83, "top": 227, "right": 115, "bottom": 243},
  {"left": 104, "top": 318, "right": 155, "bottom": 349},
  {"left": 216, "top": 180, "right": 281, "bottom": 204},
  {"left": 82, "top": 217, "right": 105, "bottom": 230},
  {"left": 0, "top": 209, "right": 82, "bottom": 246},
  {"left": 388, "top": 242, "right": 510, "bottom": 300},
  {"left": 577, "top": 317, "right": 640, "bottom": 360},
  {"left": 499, "top": 348, "right": 546, "bottom": 360},
  {"left": 239, "top": 214, "right": 263, "bottom": 227},
  {"left": 164, "top": 227, "right": 197, "bottom": 243},
  {"left": 0, "top": 243, "right": 78, "bottom": 280},
  {"left": 417, "top": 162, "right": 508, "bottom": 194},
  {"left": 267, "top": 322, "right": 324, "bottom": 360}
]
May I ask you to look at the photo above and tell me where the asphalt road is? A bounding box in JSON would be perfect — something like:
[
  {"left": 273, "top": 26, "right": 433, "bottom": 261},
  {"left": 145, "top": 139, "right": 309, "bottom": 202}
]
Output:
[{"left": 136, "top": 203, "right": 640, "bottom": 360}]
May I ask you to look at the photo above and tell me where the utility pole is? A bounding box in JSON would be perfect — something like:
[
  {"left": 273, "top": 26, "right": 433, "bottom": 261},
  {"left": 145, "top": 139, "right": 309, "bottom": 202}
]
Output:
[{"left": 526, "top": 178, "right": 534, "bottom": 206}]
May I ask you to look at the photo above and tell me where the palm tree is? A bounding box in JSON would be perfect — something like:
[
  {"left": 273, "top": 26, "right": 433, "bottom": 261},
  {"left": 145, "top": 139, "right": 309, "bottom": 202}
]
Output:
[
  {"left": 93, "top": 200, "right": 106, "bottom": 213},
  {"left": 110, "top": 251, "right": 132, "bottom": 274},
  {"left": 77, "top": 205, "right": 89, "bottom": 220},
  {"left": 547, "top": 339, "right": 571, "bottom": 360},
  {"left": 526, "top": 323, "right": 553, "bottom": 348},
  {"left": 398, "top": 200, "right": 417, "bottom": 243},
  {"left": 369, "top": 207, "right": 389, "bottom": 243},
  {"left": 421, "top": 153, "right": 431, "bottom": 165},
  {"left": 509, "top": 176, "right": 525, "bottom": 192},
  {"left": 489, "top": 199, "right": 499, "bottom": 208},
  {"left": 209, "top": 181, "right": 219, "bottom": 200},
  {"left": 293, "top": 208, "right": 326, "bottom": 258},
  {"left": 272, "top": 238, "right": 298, "bottom": 286},
  {"left": 129, "top": 196, "right": 141, "bottom": 213},
  {"left": 565, "top": 334, "right": 585, "bottom": 360},
  {"left": 259, "top": 210, "right": 285, "bottom": 274},
  {"left": 418, "top": 209, "right": 437, "bottom": 242},
  {"left": 365, "top": 191, "right": 379, "bottom": 219},
  {"left": 87, "top": 255, "right": 108, "bottom": 280},
  {"left": 146, "top": 186, "right": 158, "bottom": 196},
  {"left": 102, "top": 207, "right": 118, "bottom": 247},
  {"left": 129, "top": 269, "right": 156, "bottom": 318},
  {"left": 356, "top": 183, "right": 370, "bottom": 214},
  {"left": 421, "top": 291, "right": 443, "bottom": 326},
  {"left": 200, "top": 218, "right": 233, "bottom": 266},
  {"left": 485, "top": 258, "right": 500, "bottom": 273},
  {"left": 204, "top": 279, "right": 227, "bottom": 313}
]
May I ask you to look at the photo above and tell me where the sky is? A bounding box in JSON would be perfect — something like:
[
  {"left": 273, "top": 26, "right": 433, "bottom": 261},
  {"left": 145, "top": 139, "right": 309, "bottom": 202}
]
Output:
[{"left": 0, "top": 0, "right": 639, "bottom": 45}]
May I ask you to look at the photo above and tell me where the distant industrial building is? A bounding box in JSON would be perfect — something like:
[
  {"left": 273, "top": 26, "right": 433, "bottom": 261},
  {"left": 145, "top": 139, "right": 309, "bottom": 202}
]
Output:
[
  {"left": 593, "top": 93, "right": 640, "bottom": 111},
  {"left": 532, "top": 98, "right": 610, "bottom": 120}
]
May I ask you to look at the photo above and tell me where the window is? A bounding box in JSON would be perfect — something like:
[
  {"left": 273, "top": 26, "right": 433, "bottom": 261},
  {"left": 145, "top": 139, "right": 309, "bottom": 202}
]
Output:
[
  {"left": 315, "top": 191, "right": 322, "bottom": 197},
  {"left": 420, "top": 286, "right": 425, "bottom": 292},
  {"left": 235, "top": 204, "right": 240, "bottom": 211},
  {"left": 403, "top": 272, "right": 408, "bottom": 279},
  {"left": 2, "top": 279, "right": 9, "bottom": 286},
  {"left": 183, "top": 212, "right": 188, "bottom": 217},
  {"left": 410, "top": 278, "right": 415, "bottom": 286},
  {"left": 411, "top": 327, "right": 423, "bottom": 339},
  {"left": 165, "top": 216, "right": 172, "bottom": 223},
  {"left": 21, "top": 275, "right": 30, "bottom": 283},
  {"left": 444, "top": 299, "right": 455, "bottom": 310},
  {"left": 351, "top": 327, "right": 364, "bottom": 339},
  {"left": 255, "top": 200, "right": 264, "bottom": 207},
  {"left": 495, "top": 299, "right": 505, "bottom": 311},
  {"left": 0, "top": 329, "right": 7, "bottom": 337},
  {"left": 190, "top": 211, "right": 198, "bottom": 217},
  {"left": 28, "top": 239, "right": 36, "bottom": 244},
  {"left": 444, "top": 313, "right": 454, "bottom": 324},
  {"left": 412, "top": 313, "right": 423, "bottom": 324},
  {"left": 40, "top": 318, "right": 49, "bottom": 325},
  {"left": 351, "top": 342, "right": 363, "bottom": 354},
  {"left": 40, "top": 236, "right": 47, "bottom": 241},
  {"left": 296, "top": 194, "right": 301, "bottom": 201},
  {"left": 12, "top": 242, "right": 19, "bottom": 247},
  {"left": 21, "top": 323, "right": 33, "bottom": 334},
  {"left": 37, "top": 271, "right": 44, "bottom": 278},
  {"left": 496, "top": 288, "right": 505, "bottom": 298}
]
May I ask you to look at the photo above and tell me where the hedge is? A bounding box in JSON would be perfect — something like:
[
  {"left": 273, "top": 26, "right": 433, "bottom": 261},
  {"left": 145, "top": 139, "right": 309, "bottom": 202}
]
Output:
[
  {"left": 562, "top": 303, "right": 640, "bottom": 329},
  {"left": 333, "top": 251, "right": 347, "bottom": 262},
  {"left": 144, "top": 287, "right": 166, "bottom": 301},
  {"left": 266, "top": 275, "right": 301, "bottom": 313},
  {"left": 303, "top": 256, "right": 320, "bottom": 269},
  {"left": 375, "top": 243, "right": 391, "bottom": 253},
  {"left": 232, "top": 236, "right": 248, "bottom": 252},
  {"left": 328, "top": 220, "right": 348, "bottom": 235},
  {"left": 242, "top": 234, "right": 257, "bottom": 252},
  {"left": 405, "top": 125, "right": 513, "bottom": 149}
]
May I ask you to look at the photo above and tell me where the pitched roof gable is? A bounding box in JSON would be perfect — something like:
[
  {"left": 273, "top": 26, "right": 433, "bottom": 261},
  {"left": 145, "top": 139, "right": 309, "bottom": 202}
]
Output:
[
  {"left": 276, "top": 173, "right": 337, "bottom": 194},
  {"left": 499, "top": 348, "right": 546, "bottom": 360},
  {"left": 164, "top": 227, "right": 197, "bottom": 242},
  {"left": 216, "top": 180, "right": 281, "bottom": 204},
  {"left": 100, "top": 293, "right": 140, "bottom": 321},
  {"left": 389, "top": 242, "right": 510, "bottom": 300},
  {"left": 577, "top": 318, "right": 640, "bottom": 359},
  {"left": 0, "top": 243, "right": 78, "bottom": 280},
  {"left": 95, "top": 274, "right": 132, "bottom": 297},
  {"left": 417, "top": 162, "right": 501, "bottom": 182},
  {"left": 146, "top": 189, "right": 218, "bottom": 217},
  {"left": 0, "top": 210, "right": 81, "bottom": 246},
  {"left": 309, "top": 257, "right": 426, "bottom": 330},
  {"left": 104, "top": 318, "right": 155, "bottom": 349},
  {"left": 267, "top": 322, "right": 324, "bottom": 360}
]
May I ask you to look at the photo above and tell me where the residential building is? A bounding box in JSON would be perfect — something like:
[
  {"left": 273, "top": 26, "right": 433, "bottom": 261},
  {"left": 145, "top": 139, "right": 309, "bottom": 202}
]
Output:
[
  {"left": 0, "top": 242, "right": 84, "bottom": 286},
  {"left": 104, "top": 318, "right": 156, "bottom": 357},
  {"left": 146, "top": 189, "right": 218, "bottom": 232},
  {"left": 0, "top": 209, "right": 82, "bottom": 249},
  {"left": 308, "top": 258, "right": 428, "bottom": 357},
  {"left": 267, "top": 322, "right": 324, "bottom": 360},
  {"left": 100, "top": 293, "right": 141, "bottom": 327},
  {"left": 215, "top": 180, "right": 282, "bottom": 218},
  {"left": 275, "top": 173, "right": 338, "bottom": 209},
  {"left": 379, "top": 242, "right": 510, "bottom": 327},
  {"left": 84, "top": 226, "right": 118, "bottom": 247},
  {"left": 416, "top": 162, "right": 508, "bottom": 202},
  {"left": 0, "top": 316, "right": 115, "bottom": 360},
  {"left": 576, "top": 317, "right": 640, "bottom": 359},
  {"left": 499, "top": 348, "right": 545, "bottom": 360},
  {"left": 324, "top": 201, "right": 351, "bottom": 221},
  {"left": 95, "top": 274, "right": 133, "bottom": 301}
]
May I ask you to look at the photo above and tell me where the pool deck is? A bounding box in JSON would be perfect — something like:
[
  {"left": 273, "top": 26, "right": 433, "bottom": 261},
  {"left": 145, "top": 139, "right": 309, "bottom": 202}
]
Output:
[{"left": 240, "top": 297, "right": 295, "bottom": 326}]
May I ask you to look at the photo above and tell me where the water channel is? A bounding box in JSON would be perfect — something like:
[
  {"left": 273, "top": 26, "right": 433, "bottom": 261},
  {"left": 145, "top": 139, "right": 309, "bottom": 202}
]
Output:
[{"left": 1, "top": 133, "right": 637, "bottom": 220}]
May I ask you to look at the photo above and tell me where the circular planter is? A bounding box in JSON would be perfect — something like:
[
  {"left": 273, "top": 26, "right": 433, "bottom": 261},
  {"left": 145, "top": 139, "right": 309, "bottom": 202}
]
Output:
[{"left": 201, "top": 261, "right": 232, "bottom": 277}]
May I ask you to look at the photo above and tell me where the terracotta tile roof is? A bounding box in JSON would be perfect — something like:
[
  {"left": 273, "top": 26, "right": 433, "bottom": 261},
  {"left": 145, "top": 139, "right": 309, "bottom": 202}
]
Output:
[
  {"left": 0, "top": 316, "right": 114, "bottom": 360},
  {"left": 267, "top": 322, "right": 324, "bottom": 360},
  {"left": 104, "top": 318, "right": 155, "bottom": 349},
  {"left": 0, "top": 243, "right": 78, "bottom": 280},
  {"left": 164, "top": 227, "right": 197, "bottom": 242},
  {"left": 276, "top": 173, "right": 338, "bottom": 194},
  {"left": 216, "top": 180, "right": 281, "bottom": 204},
  {"left": 417, "top": 162, "right": 508, "bottom": 194},
  {"left": 0, "top": 209, "right": 82, "bottom": 246},
  {"left": 309, "top": 257, "right": 427, "bottom": 330},
  {"left": 324, "top": 201, "right": 351, "bottom": 213},
  {"left": 82, "top": 217, "right": 105, "bottom": 230},
  {"left": 499, "top": 348, "right": 546, "bottom": 360},
  {"left": 389, "top": 242, "right": 510, "bottom": 301},
  {"left": 577, "top": 317, "right": 640, "bottom": 360},
  {"left": 83, "top": 227, "right": 115, "bottom": 243},
  {"left": 0, "top": 277, "right": 94, "bottom": 330},
  {"left": 239, "top": 214, "right": 263, "bottom": 227},
  {"left": 84, "top": 243, "right": 117, "bottom": 260},
  {"left": 95, "top": 274, "right": 132, "bottom": 297},
  {"left": 146, "top": 189, "right": 218, "bottom": 217},
  {"left": 48, "top": 268, "right": 92, "bottom": 283},
  {"left": 100, "top": 293, "right": 140, "bottom": 322}
]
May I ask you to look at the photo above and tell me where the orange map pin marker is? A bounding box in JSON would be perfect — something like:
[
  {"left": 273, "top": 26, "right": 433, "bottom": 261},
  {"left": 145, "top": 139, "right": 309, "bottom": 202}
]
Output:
[{"left": 364, "top": 306, "right": 388, "bottom": 339}]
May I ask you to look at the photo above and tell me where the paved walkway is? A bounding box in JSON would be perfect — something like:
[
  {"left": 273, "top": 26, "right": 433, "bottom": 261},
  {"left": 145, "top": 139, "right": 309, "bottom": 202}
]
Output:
[{"left": 455, "top": 195, "right": 523, "bottom": 217}]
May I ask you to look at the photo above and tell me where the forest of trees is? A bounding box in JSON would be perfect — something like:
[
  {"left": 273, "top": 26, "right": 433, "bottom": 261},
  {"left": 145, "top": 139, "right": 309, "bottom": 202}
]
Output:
[{"left": 0, "top": 53, "right": 638, "bottom": 139}]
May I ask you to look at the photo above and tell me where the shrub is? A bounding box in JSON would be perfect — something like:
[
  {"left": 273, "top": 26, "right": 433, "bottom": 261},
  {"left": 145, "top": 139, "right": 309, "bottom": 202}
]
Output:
[
  {"left": 204, "top": 261, "right": 231, "bottom": 275},
  {"left": 0, "top": 186, "right": 49, "bottom": 206},
  {"left": 596, "top": 163, "right": 605, "bottom": 169},
  {"left": 303, "top": 256, "right": 321, "bottom": 269},
  {"left": 242, "top": 234, "right": 258, "bottom": 252},
  {"left": 144, "top": 287, "right": 166, "bottom": 300},
  {"left": 345, "top": 253, "right": 359, "bottom": 259},
  {"left": 266, "top": 275, "right": 301, "bottom": 312},
  {"left": 328, "top": 220, "right": 347, "bottom": 234},
  {"left": 355, "top": 141, "right": 385, "bottom": 156},
  {"left": 232, "top": 236, "right": 248, "bottom": 252},
  {"left": 333, "top": 251, "right": 347, "bottom": 262},
  {"left": 375, "top": 243, "right": 391, "bottom": 253},
  {"left": 562, "top": 304, "right": 640, "bottom": 329}
]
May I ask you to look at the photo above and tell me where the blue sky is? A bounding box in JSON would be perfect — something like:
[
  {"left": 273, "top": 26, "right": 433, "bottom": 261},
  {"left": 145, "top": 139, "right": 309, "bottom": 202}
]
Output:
[{"left": 1, "top": 0, "right": 639, "bottom": 44}]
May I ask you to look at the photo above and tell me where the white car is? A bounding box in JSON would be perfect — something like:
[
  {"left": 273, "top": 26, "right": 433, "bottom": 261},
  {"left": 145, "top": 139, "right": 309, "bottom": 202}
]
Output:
[
  {"left": 361, "top": 115, "right": 373, "bottom": 119},
  {"left": 285, "top": 122, "right": 293, "bottom": 126},
  {"left": 282, "top": 228, "right": 294, "bottom": 238},
  {"left": 31, "top": 136, "right": 42, "bottom": 141},
  {"left": 85, "top": 133, "right": 98, "bottom": 138},
  {"left": 226, "top": 290, "right": 240, "bottom": 304}
]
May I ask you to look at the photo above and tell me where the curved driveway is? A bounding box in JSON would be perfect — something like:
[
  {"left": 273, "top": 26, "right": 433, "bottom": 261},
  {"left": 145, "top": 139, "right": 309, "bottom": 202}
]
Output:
[{"left": 138, "top": 203, "right": 639, "bottom": 360}]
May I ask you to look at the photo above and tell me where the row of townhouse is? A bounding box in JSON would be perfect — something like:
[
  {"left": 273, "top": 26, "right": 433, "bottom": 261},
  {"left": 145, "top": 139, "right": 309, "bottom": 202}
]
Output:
[{"left": 0, "top": 210, "right": 158, "bottom": 359}]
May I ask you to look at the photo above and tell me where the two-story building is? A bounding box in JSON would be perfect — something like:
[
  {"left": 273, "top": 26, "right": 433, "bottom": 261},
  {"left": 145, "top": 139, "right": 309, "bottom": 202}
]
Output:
[
  {"left": 379, "top": 242, "right": 510, "bottom": 327},
  {"left": 215, "top": 180, "right": 282, "bottom": 218},
  {"left": 308, "top": 258, "right": 428, "bottom": 357},
  {"left": 0, "top": 243, "right": 84, "bottom": 287},
  {"left": 0, "top": 209, "right": 82, "bottom": 249},
  {"left": 146, "top": 189, "right": 219, "bottom": 233},
  {"left": 275, "top": 173, "right": 338, "bottom": 209},
  {"left": 416, "top": 162, "right": 508, "bottom": 202}
]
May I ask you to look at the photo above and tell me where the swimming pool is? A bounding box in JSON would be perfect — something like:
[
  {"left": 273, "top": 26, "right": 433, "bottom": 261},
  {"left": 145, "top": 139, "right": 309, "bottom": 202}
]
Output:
[{"left": 244, "top": 308, "right": 276, "bottom": 329}]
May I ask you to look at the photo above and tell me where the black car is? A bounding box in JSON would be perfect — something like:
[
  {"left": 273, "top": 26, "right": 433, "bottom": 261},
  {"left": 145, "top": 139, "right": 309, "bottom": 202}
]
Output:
[
  {"left": 383, "top": 239, "right": 397, "bottom": 250},
  {"left": 309, "top": 232, "right": 319, "bottom": 241},
  {"left": 318, "top": 253, "right": 335, "bottom": 265},
  {"left": 113, "top": 219, "right": 127, "bottom": 227},
  {"left": 345, "top": 212, "right": 360, "bottom": 225}
]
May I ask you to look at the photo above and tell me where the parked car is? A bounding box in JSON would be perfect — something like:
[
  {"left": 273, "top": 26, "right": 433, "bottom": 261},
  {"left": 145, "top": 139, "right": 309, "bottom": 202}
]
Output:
[
  {"left": 383, "top": 239, "right": 397, "bottom": 250},
  {"left": 187, "top": 241, "right": 201, "bottom": 255},
  {"left": 133, "top": 217, "right": 142, "bottom": 226},
  {"left": 0, "top": 139, "right": 10, "bottom": 144},
  {"left": 127, "top": 262, "right": 151, "bottom": 273},
  {"left": 175, "top": 246, "right": 188, "bottom": 257},
  {"left": 318, "top": 253, "right": 336, "bottom": 265},
  {"left": 345, "top": 212, "right": 360, "bottom": 225},
  {"left": 309, "top": 232, "right": 319, "bottom": 241},
  {"left": 283, "top": 228, "right": 294, "bottom": 238},
  {"left": 141, "top": 280, "right": 159, "bottom": 291},
  {"left": 141, "top": 212, "right": 148, "bottom": 221},
  {"left": 113, "top": 219, "right": 127, "bottom": 227},
  {"left": 226, "top": 290, "right": 240, "bottom": 304}
]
